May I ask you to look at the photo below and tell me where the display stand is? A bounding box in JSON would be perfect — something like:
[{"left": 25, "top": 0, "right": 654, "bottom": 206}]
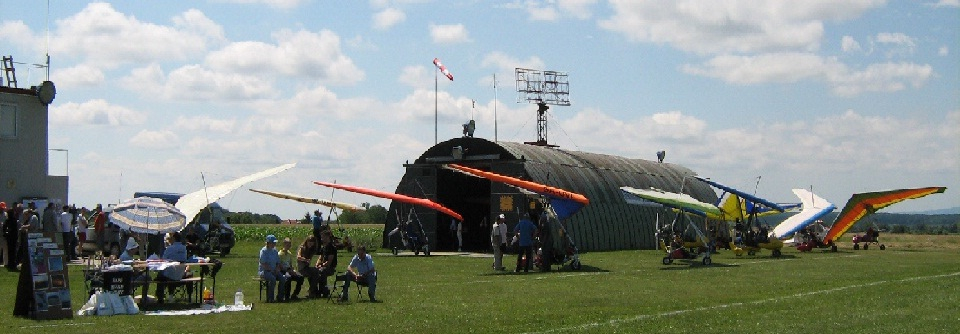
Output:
[{"left": 24, "top": 232, "right": 74, "bottom": 320}]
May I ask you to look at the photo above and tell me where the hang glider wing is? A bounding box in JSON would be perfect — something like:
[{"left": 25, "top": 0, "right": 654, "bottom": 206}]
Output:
[
  {"left": 445, "top": 164, "right": 589, "bottom": 220},
  {"left": 772, "top": 189, "right": 835, "bottom": 239},
  {"left": 823, "top": 187, "right": 947, "bottom": 243},
  {"left": 694, "top": 176, "right": 786, "bottom": 213},
  {"left": 249, "top": 188, "right": 363, "bottom": 211},
  {"left": 620, "top": 186, "right": 722, "bottom": 217},
  {"left": 313, "top": 181, "right": 463, "bottom": 221},
  {"left": 176, "top": 163, "right": 296, "bottom": 224}
]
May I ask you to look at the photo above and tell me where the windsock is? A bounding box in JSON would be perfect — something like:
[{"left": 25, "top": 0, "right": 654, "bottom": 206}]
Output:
[{"left": 433, "top": 58, "right": 454, "bottom": 81}]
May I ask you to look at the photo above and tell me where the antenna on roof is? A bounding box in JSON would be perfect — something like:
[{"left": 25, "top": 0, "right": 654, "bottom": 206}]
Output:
[{"left": 515, "top": 68, "right": 570, "bottom": 147}]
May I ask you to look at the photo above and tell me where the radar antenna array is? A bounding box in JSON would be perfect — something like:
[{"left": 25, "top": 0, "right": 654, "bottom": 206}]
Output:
[{"left": 515, "top": 68, "right": 569, "bottom": 147}]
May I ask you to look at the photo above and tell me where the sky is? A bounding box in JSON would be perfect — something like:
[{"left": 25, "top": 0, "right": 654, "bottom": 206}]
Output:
[{"left": 1, "top": 0, "right": 957, "bottom": 219}]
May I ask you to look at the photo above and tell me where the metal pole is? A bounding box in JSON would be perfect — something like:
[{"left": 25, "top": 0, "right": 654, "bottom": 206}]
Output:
[
  {"left": 435, "top": 69, "right": 438, "bottom": 145},
  {"left": 494, "top": 73, "right": 498, "bottom": 142}
]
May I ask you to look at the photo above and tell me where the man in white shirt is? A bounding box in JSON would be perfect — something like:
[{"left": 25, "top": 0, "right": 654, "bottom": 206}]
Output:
[
  {"left": 59, "top": 205, "right": 75, "bottom": 260},
  {"left": 490, "top": 214, "right": 508, "bottom": 271}
]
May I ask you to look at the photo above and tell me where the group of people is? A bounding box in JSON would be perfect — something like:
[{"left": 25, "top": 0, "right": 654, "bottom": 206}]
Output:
[
  {"left": 0, "top": 201, "right": 109, "bottom": 271},
  {"left": 259, "top": 228, "right": 378, "bottom": 303},
  {"left": 489, "top": 211, "right": 546, "bottom": 273}
]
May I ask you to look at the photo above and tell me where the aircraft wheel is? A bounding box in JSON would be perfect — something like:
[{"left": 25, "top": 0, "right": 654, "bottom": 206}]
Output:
[
  {"left": 863, "top": 244, "right": 869, "bottom": 250},
  {"left": 392, "top": 247, "right": 398, "bottom": 256},
  {"left": 702, "top": 257, "right": 712, "bottom": 266},
  {"left": 880, "top": 244, "right": 886, "bottom": 250},
  {"left": 831, "top": 245, "right": 838, "bottom": 252},
  {"left": 662, "top": 257, "right": 672, "bottom": 265},
  {"left": 853, "top": 244, "right": 860, "bottom": 250},
  {"left": 571, "top": 259, "right": 582, "bottom": 270},
  {"left": 772, "top": 249, "right": 781, "bottom": 258}
]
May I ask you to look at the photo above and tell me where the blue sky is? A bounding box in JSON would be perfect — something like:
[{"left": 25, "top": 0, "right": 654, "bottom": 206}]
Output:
[{"left": 2, "top": 0, "right": 957, "bottom": 219}]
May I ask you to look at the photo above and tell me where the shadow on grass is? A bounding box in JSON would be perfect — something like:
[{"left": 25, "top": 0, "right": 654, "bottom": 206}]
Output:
[
  {"left": 659, "top": 262, "right": 740, "bottom": 270},
  {"left": 479, "top": 264, "right": 610, "bottom": 276}
]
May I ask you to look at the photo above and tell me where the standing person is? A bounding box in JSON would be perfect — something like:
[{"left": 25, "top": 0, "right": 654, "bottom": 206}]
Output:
[
  {"left": 59, "top": 205, "right": 75, "bottom": 261},
  {"left": 259, "top": 235, "right": 286, "bottom": 303},
  {"left": 456, "top": 219, "right": 463, "bottom": 252},
  {"left": 514, "top": 211, "right": 537, "bottom": 273},
  {"left": 4, "top": 203, "right": 21, "bottom": 270},
  {"left": 13, "top": 204, "right": 39, "bottom": 316},
  {"left": 0, "top": 202, "right": 7, "bottom": 268},
  {"left": 538, "top": 211, "right": 553, "bottom": 271},
  {"left": 490, "top": 214, "right": 508, "bottom": 271},
  {"left": 296, "top": 235, "right": 322, "bottom": 298},
  {"left": 93, "top": 204, "right": 107, "bottom": 252},
  {"left": 76, "top": 207, "right": 89, "bottom": 257},
  {"left": 41, "top": 203, "right": 59, "bottom": 236},
  {"left": 279, "top": 237, "right": 304, "bottom": 300},
  {"left": 340, "top": 245, "right": 377, "bottom": 302},
  {"left": 311, "top": 210, "right": 324, "bottom": 241},
  {"left": 316, "top": 230, "right": 337, "bottom": 297}
]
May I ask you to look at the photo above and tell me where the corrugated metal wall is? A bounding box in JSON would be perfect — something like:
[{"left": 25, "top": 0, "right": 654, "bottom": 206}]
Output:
[{"left": 383, "top": 137, "right": 718, "bottom": 252}]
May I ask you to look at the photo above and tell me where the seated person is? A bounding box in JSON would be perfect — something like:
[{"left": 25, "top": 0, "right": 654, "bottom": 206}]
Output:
[
  {"left": 155, "top": 232, "right": 192, "bottom": 304},
  {"left": 259, "top": 234, "right": 286, "bottom": 303},
  {"left": 279, "top": 237, "right": 304, "bottom": 300},
  {"left": 119, "top": 237, "right": 139, "bottom": 261},
  {"left": 339, "top": 245, "right": 377, "bottom": 302},
  {"left": 317, "top": 230, "right": 338, "bottom": 297},
  {"left": 296, "top": 235, "right": 321, "bottom": 298}
]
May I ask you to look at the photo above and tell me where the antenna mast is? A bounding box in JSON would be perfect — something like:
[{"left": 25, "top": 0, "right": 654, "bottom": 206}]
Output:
[{"left": 515, "top": 68, "right": 570, "bottom": 147}]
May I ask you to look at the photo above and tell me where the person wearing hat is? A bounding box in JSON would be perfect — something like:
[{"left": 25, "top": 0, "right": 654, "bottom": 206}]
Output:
[
  {"left": 259, "top": 234, "right": 287, "bottom": 302},
  {"left": 119, "top": 237, "right": 139, "bottom": 261},
  {"left": 490, "top": 214, "right": 508, "bottom": 271}
]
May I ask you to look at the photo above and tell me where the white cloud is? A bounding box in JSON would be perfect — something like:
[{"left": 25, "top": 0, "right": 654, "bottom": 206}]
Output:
[
  {"left": 49, "top": 99, "right": 146, "bottom": 126},
  {"left": 828, "top": 62, "right": 933, "bottom": 96},
  {"left": 52, "top": 64, "right": 105, "bottom": 87},
  {"left": 928, "top": 0, "right": 960, "bottom": 8},
  {"left": 939, "top": 46, "right": 949, "bottom": 56},
  {"left": 213, "top": 0, "right": 305, "bottom": 9},
  {"left": 874, "top": 32, "right": 916, "bottom": 57},
  {"left": 129, "top": 129, "right": 180, "bottom": 149},
  {"left": 429, "top": 24, "right": 471, "bottom": 44},
  {"left": 0, "top": 21, "right": 35, "bottom": 49},
  {"left": 398, "top": 65, "right": 431, "bottom": 89},
  {"left": 50, "top": 3, "right": 224, "bottom": 67},
  {"left": 481, "top": 52, "right": 545, "bottom": 71},
  {"left": 174, "top": 115, "right": 237, "bottom": 133},
  {"left": 682, "top": 53, "right": 933, "bottom": 96},
  {"left": 682, "top": 53, "right": 833, "bottom": 84},
  {"left": 598, "top": 0, "right": 884, "bottom": 55},
  {"left": 373, "top": 8, "right": 406, "bottom": 30},
  {"left": 120, "top": 63, "right": 278, "bottom": 101},
  {"left": 527, "top": 4, "right": 560, "bottom": 21},
  {"left": 205, "top": 29, "right": 364, "bottom": 85},
  {"left": 841, "top": 36, "right": 861, "bottom": 53},
  {"left": 558, "top": 0, "right": 598, "bottom": 20}
]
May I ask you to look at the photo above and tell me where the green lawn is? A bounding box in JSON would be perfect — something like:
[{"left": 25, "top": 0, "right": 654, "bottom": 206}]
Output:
[{"left": 1, "top": 235, "right": 958, "bottom": 333}]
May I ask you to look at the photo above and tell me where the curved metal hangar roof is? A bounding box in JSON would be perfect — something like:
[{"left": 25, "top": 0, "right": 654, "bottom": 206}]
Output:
[{"left": 387, "top": 137, "right": 717, "bottom": 251}]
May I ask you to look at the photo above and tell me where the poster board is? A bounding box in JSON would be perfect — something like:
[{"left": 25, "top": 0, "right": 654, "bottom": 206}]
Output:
[{"left": 26, "top": 232, "right": 73, "bottom": 320}]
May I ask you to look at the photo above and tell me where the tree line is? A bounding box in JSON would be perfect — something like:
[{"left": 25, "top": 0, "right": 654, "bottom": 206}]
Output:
[{"left": 223, "top": 203, "right": 389, "bottom": 225}]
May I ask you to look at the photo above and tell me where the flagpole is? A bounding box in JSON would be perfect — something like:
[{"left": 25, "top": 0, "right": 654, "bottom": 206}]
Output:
[
  {"left": 493, "top": 73, "right": 498, "bottom": 142},
  {"left": 435, "top": 68, "right": 438, "bottom": 145}
]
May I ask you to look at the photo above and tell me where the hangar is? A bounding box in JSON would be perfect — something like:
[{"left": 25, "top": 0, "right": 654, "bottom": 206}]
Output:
[{"left": 381, "top": 137, "right": 718, "bottom": 252}]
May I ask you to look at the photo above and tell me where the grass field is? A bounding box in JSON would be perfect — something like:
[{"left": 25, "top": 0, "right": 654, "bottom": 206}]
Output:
[{"left": 1, "top": 233, "right": 958, "bottom": 333}]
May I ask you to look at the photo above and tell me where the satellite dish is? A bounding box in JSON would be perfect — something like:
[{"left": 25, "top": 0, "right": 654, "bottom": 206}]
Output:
[{"left": 36, "top": 81, "right": 56, "bottom": 105}]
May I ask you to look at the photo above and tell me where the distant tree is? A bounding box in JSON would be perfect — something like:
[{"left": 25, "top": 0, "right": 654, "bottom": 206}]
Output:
[
  {"left": 912, "top": 223, "right": 928, "bottom": 234},
  {"left": 890, "top": 224, "right": 907, "bottom": 234},
  {"left": 366, "top": 204, "right": 388, "bottom": 224},
  {"left": 947, "top": 223, "right": 959, "bottom": 234},
  {"left": 338, "top": 210, "right": 362, "bottom": 224}
]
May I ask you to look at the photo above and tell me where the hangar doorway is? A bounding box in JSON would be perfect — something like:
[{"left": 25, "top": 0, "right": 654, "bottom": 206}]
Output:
[{"left": 435, "top": 166, "right": 491, "bottom": 252}]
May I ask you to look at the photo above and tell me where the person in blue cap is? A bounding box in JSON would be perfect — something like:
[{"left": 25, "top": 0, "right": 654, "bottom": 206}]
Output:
[{"left": 259, "top": 234, "right": 287, "bottom": 302}]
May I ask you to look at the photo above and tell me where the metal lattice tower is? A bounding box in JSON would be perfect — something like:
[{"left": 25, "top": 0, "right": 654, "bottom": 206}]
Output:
[{"left": 515, "top": 68, "right": 569, "bottom": 146}]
